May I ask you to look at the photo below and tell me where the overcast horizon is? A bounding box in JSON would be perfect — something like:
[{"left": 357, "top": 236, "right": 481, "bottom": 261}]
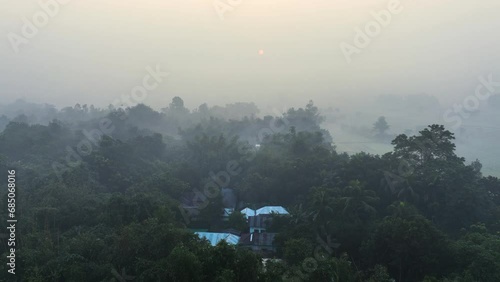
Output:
[{"left": 2, "top": 0, "right": 500, "bottom": 111}]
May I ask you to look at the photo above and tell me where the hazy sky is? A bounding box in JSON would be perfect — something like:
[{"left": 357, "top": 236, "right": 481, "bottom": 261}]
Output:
[{"left": 2, "top": 0, "right": 500, "bottom": 110}]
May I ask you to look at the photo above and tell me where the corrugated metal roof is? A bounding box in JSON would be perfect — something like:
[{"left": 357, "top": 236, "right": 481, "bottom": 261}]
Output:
[
  {"left": 195, "top": 232, "right": 240, "bottom": 246},
  {"left": 223, "top": 208, "right": 234, "bottom": 216},
  {"left": 240, "top": 208, "right": 256, "bottom": 219},
  {"left": 256, "top": 206, "right": 289, "bottom": 215}
]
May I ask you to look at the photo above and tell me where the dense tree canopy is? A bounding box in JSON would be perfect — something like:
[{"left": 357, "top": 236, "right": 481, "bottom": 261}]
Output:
[{"left": 0, "top": 100, "right": 499, "bottom": 281}]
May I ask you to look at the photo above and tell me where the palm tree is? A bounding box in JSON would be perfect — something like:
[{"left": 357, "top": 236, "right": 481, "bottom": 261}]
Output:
[
  {"left": 339, "top": 180, "right": 379, "bottom": 222},
  {"left": 309, "top": 187, "right": 335, "bottom": 226},
  {"left": 288, "top": 204, "right": 312, "bottom": 226}
]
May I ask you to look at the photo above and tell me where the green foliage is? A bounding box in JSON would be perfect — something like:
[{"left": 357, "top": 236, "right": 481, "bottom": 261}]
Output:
[
  {"left": 451, "top": 224, "right": 500, "bottom": 281},
  {"left": 0, "top": 101, "right": 498, "bottom": 281},
  {"left": 365, "top": 265, "right": 393, "bottom": 282},
  {"left": 228, "top": 210, "right": 247, "bottom": 232},
  {"left": 362, "top": 212, "right": 452, "bottom": 281},
  {"left": 166, "top": 246, "right": 203, "bottom": 282},
  {"left": 283, "top": 238, "right": 314, "bottom": 266}
]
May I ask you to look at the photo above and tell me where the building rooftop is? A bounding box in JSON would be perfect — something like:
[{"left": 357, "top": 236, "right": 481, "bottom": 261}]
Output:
[
  {"left": 195, "top": 232, "right": 240, "bottom": 246},
  {"left": 223, "top": 208, "right": 234, "bottom": 217},
  {"left": 240, "top": 207, "right": 256, "bottom": 219},
  {"left": 240, "top": 206, "right": 289, "bottom": 219},
  {"left": 256, "top": 206, "right": 289, "bottom": 216}
]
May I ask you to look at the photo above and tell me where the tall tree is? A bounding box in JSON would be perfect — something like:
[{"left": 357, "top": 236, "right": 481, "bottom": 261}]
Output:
[{"left": 373, "top": 116, "right": 389, "bottom": 136}]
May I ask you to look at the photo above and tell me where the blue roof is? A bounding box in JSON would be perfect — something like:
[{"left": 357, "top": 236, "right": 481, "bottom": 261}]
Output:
[
  {"left": 223, "top": 208, "right": 234, "bottom": 216},
  {"left": 195, "top": 232, "right": 240, "bottom": 246},
  {"left": 256, "top": 206, "right": 289, "bottom": 215},
  {"left": 240, "top": 207, "right": 256, "bottom": 219}
]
